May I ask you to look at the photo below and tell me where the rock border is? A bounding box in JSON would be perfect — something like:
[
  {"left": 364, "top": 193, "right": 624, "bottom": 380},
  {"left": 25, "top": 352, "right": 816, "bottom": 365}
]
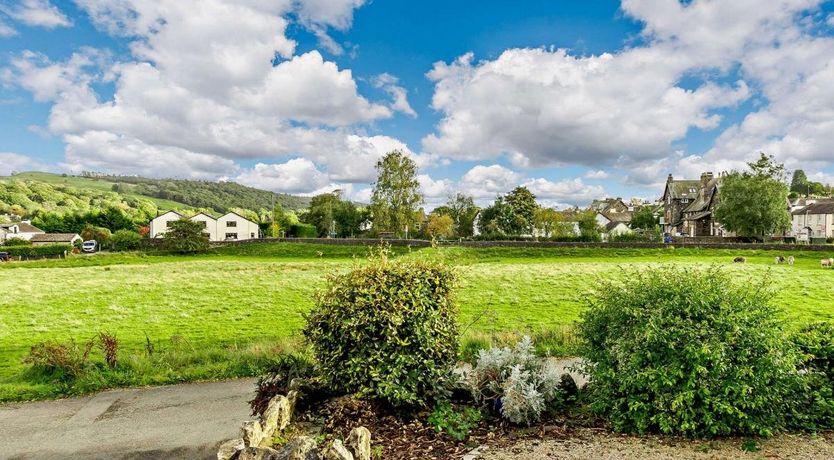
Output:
[{"left": 218, "top": 390, "right": 371, "bottom": 460}]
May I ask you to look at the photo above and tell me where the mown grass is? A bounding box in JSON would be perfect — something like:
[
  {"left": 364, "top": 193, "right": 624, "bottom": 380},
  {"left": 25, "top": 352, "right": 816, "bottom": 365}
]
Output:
[{"left": 2, "top": 243, "right": 833, "bottom": 402}]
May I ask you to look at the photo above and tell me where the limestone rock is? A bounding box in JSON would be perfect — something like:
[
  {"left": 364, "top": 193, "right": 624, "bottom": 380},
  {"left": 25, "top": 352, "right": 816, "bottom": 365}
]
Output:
[
  {"left": 262, "top": 395, "right": 293, "bottom": 438},
  {"left": 218, "top": 438, "right": 245, "bottom": 460},
  {"left": 347, "top": 427, "right": 371, "bottom": 460},
  {"left": 276, "top": 436, "right": 319, "bottom": 460},
  {"left": 233, "top": 446, "right": 284, "bottom": 460},
  {"left": 322, "top": 439, "right": 354, "bottom": 460},
  {"left": 242, "top": 420, "right": 266, "bottom": 448}
]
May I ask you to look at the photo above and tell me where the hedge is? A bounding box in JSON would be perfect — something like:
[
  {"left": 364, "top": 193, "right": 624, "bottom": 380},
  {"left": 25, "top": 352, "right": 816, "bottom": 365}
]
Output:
[
  {"left": 289, "top": 224, "right": 318, "bottom": 238},
  {"left": 0, "top": 244, "right": 71, "bottom": 258}
]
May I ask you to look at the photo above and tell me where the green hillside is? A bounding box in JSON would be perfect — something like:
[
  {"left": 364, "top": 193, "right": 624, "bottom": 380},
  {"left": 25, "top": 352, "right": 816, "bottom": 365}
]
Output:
[
  {"left": 8, "top": 172, "right": 189, "bottom": 211},
  {"left": 97, "top": 174, "right": 310, "bottom": 213},
  {"left": 1, "top": 172, "right": 310, "bottom": 215}
]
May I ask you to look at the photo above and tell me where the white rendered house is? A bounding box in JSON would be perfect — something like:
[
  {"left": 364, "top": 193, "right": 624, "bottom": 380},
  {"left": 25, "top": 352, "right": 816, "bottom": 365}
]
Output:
[{"left": 149, "top": 210, "right": 260, "bottom": 242}]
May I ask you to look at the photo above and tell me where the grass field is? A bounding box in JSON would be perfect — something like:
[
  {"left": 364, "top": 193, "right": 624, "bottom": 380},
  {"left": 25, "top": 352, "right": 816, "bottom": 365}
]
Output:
[{"left": 2, "top": 243, "right": 834, "bottom": 402}]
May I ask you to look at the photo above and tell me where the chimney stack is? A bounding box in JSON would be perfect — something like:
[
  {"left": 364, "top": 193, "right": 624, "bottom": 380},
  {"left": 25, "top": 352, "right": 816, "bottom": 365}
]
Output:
[
  {"left": 667, "top": 173, "right": 674, "bottom": 183},
  {"left": 701, "top": 171, "right": 714, "bottom": 188}
]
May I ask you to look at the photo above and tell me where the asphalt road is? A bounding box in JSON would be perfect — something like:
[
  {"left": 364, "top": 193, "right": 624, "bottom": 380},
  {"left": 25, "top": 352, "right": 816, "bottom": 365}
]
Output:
[{"left": 0, "top": 378, "right": 256, "bottom": 460}]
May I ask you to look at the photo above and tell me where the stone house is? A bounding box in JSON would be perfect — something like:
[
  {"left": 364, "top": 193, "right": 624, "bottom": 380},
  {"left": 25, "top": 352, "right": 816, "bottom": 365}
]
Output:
[{"left": 662, "top": 172, "right": 730, "bottom": 237}]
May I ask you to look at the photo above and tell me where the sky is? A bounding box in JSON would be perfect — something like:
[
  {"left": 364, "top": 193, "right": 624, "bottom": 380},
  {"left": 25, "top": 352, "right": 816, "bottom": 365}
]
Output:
[{"left": 2, "top": 0, "right": 834, "bottom": 209}]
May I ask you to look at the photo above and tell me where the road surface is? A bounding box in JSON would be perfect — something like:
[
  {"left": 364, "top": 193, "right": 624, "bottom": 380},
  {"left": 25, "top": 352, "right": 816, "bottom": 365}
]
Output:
[{"left": 0, "top": 378, "right": 256, "bottom": 460}]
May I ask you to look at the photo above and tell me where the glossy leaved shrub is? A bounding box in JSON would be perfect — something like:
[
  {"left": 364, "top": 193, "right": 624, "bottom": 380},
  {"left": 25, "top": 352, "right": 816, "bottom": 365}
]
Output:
[
  {"left": 787, "top": 322, "right": 834, "bottom": 431},
  {"left": 303, "top": 249, "right": 459, "bottom": 407},
  {"left": 579, "top": 267, "right": 800, "bottom": 437}
]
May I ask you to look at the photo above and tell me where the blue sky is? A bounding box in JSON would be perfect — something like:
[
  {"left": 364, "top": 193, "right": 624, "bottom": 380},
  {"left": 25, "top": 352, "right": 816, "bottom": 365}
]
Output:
[{"left": 2, "top": 0, "right": 834, "bottom": 208}]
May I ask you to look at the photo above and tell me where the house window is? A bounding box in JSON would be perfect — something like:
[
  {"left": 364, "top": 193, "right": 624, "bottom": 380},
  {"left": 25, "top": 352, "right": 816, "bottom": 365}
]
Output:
[
  {"left": 226, "top": 221, "right": 237, "bottom": 227},
  {"left": 225, "top": 233, "right": 238, "bottom": 240},
  {"left": 166, "top": 221, "right": 172, "bottom": 228},
  {"left": 250, "top": 232, "right": 255, "bottom": 238},
  {"left": 198, "top": 221, "right": 207, "bottom": 228}
]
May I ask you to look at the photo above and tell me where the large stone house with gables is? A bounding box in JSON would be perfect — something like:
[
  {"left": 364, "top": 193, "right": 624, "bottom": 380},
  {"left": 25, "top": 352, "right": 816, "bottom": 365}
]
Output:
[{"left": 662, "top": 172, "right": 731, "bottom": 237}]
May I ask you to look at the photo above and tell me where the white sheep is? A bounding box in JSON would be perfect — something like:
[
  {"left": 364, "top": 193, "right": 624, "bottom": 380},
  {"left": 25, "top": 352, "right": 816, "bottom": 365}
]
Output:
[
  {"left": 787, "top": 256, "right": 795, "bottom": 265},
  {"left": 821, "top": 258, "right": 833, "bottom": 268}
]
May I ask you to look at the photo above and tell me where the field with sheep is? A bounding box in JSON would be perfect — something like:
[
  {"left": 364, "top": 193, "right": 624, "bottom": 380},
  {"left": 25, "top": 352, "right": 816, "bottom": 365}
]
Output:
[{"left": 2, "top": 243, "right": 833, "bottom": 401}]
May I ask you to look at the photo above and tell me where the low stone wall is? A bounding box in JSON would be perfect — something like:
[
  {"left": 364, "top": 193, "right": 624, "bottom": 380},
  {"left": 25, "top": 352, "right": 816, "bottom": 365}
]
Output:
[{"left": 211, "top": 237, "right": 834, "bottom": 252}]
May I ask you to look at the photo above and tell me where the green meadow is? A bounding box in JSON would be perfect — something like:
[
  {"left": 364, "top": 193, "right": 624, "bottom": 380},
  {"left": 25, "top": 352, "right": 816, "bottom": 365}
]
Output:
[{"left": 2, "top": 243, "right": 833, "bottom": 401}]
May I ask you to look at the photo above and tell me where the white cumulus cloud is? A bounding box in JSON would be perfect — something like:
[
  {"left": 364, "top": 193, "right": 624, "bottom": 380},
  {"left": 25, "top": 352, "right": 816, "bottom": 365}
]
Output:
[{"left": 0, "top": 0, "right": 71, "bottom": 28}]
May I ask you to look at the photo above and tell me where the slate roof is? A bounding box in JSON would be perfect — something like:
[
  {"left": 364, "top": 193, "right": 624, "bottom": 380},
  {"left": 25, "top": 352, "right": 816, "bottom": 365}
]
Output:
[
  {"left": 792, "top": 202, "right": 834, "bottom": 216},
  {"left": 30, "top": 233, "right": 80, "bottom": 243},
  {"left": 0, "top": 222, "right": 44, "bottom": 233},
  {"left": 683, "top": 177, "right": 721, "bottom": 213},
  {"left": 664, "top": 180, "right": 701, "bottom": 200},
  {"left": 605, "top": 221, "right": 628, "bottom": 231},
  {"left": 600, "top": 209, "right": 633, "bottom": 223}
]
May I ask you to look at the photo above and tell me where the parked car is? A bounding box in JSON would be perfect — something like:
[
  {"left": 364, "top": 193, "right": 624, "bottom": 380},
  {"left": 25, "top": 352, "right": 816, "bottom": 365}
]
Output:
[
  {"left": 82, "top": 240, "right": 97, "bottom": 253},
  {"left": 0, "top": 252, "right": 9, "bottom": 262}
]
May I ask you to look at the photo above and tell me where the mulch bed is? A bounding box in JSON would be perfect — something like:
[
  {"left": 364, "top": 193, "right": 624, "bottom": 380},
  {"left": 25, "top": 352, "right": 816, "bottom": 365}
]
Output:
[{"left": 299, "top": 396, "right": 580, "bottom": 460}]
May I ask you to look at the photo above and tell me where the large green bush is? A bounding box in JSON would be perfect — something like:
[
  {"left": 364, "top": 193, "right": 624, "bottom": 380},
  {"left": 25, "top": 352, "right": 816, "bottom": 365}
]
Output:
[
  {"left": 110, "top": 229, "right": 143, "bottom": 251},
  {"left": 303, "top": 250, "right": 459, "bottom": 407},
  {"left": 788, "top": 323, "right": 834, "bottom": 431},
  {"left": 289, "top": 223, "right": 317, "bottom": 238},
  {"left": 162, "top": 219, "right": 209, "bottom": 254},
  {"left": 578, "top": 267, "right": 799, "bottom": 437}
]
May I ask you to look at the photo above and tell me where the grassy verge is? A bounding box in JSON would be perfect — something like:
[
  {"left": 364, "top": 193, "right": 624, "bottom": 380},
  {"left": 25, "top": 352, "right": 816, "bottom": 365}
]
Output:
[{"left": 2, "top": 243, "right": 833, "bottom": 402}]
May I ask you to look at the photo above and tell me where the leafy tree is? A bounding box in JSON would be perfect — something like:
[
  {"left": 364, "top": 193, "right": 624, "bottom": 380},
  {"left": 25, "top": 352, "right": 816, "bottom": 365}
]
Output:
[
  {"left": 81, "top": 225, "right": 112, "bottom": 245},
  {"left": 110, "top": 229, "right": 142, "bottom": 251},
  {"left": 503, "top": 187, "right": 538, "bottom": 234},
  {"left": 533, "top": 207, "right": 562, "bottom": 237},
  {"left": 370, "top": 150, "right": 423, "bottom": 237},
  {"left": 269, "top": 204, "right": 295, "bottom": 237},
  {"left": 426, "top": 214, "right": 454, "bottom": 239},
  {"left": 162, "top": 219, "right": 210, "bottom": 254},
  {"left": 630, "top": 206, "right": 659, "bottom": 230},
  {"left": 478, "top": 197, "right": 512, "bottom": 235},
  {"left": 444, "top": 193, "right": 479, "bottom": 237},
  {"left": 304, "top": 192, "right": 361, "bottom": 237},
  {"left": 791, "top": 169, "right": 809, "bottom": 195},
  {"left": 479, "top": 187, "right": 539, "bottom": 236},
  {"left": 576, "top": 210, "right": 602, "bottom": 241},
  {"left": 714, "top": 153, "right": 791, "bottom": 239}
]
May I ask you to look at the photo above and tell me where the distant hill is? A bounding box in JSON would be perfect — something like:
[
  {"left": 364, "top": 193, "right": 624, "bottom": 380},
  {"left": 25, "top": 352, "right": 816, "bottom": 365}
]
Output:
[
  {"left": 99, "top": 174, "right": 310, "bottom": 213},
  {"left": 0, "top": 172, "right": 310, "bottom": 220}
]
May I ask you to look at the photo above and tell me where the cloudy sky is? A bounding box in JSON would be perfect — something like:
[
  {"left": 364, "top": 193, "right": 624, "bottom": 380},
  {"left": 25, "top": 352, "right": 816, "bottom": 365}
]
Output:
[{"left": 2, "top": 0, "right": 834, "bottom": 208}]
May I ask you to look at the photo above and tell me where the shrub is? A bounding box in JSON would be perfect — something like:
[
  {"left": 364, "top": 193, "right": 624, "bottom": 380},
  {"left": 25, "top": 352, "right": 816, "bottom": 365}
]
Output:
[
  {"left": 250, "top": 353, "right": 317, "bottom": 416},
  {"left": 289, "top": 223, "right": 318, "bottom": 238},
  {"left": 788, "top": 323, "right": 834, "bottom": 431},
  {"left": 23, "top": 340, "right": 94, "bottom": 381},
  {"left": 163, "top": 219, "right": 210, "bottom": 254},
  {"left": 578, "top": 267, "right": 799, "bottom": 437},
  {"left": 2, "top": 244, "right": 70, "bottom": 258},
  {"left": 303, "top": 249, "right": 459, "bottom": 407},
  {"left": 81, "top": 225, "right": 112, "bottom": 245},
  {"left": 110, "top": 229, "right": 143, "bottom": 251},
  {"left": 465, "top": 336, "right": 566, "bottom": 425},
  {"left": 2, "top": 237, "right": 31, "bottom": 246},
  {"left": 428, "top": 402, "right": 482, "bottom": 441}
]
